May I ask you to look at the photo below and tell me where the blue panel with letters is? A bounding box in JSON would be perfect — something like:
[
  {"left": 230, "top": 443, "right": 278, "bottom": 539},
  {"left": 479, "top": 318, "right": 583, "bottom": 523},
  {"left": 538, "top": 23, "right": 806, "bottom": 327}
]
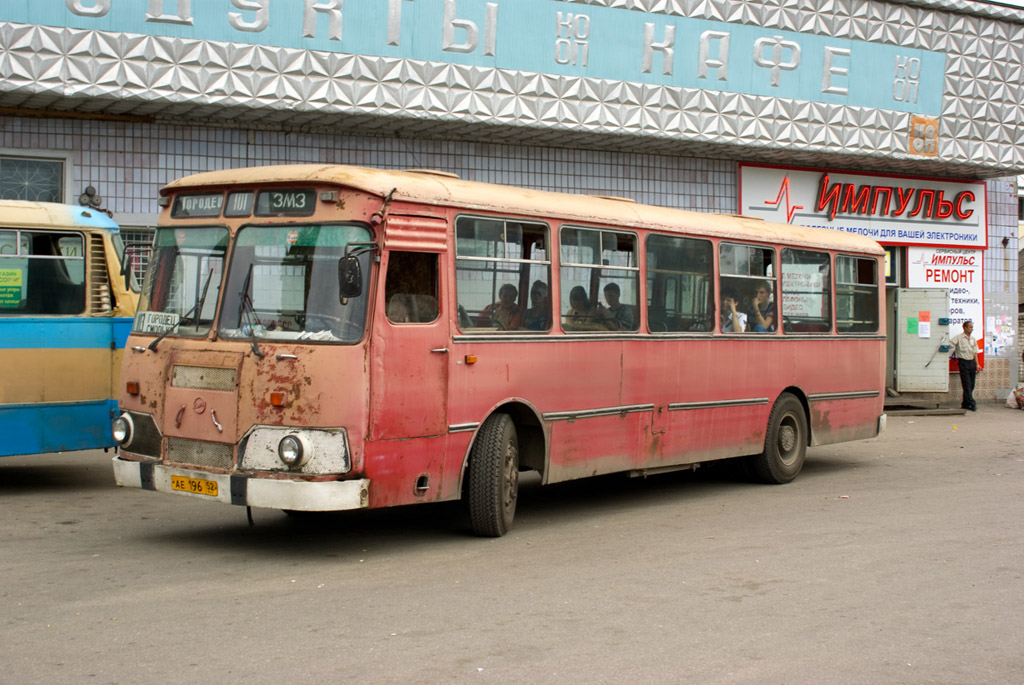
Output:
[{"left": 11, "top": 0, "right": 945, "bottom": 114}]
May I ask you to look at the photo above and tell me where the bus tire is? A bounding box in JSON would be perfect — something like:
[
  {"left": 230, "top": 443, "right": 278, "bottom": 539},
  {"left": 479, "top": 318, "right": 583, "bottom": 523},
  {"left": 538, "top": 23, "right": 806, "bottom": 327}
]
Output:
[
  {"left": 749, "top": 393, "right": 807, "bottom": 484},
  {"left": 467, "top": 412, "right": 518, "bottom": 537}
]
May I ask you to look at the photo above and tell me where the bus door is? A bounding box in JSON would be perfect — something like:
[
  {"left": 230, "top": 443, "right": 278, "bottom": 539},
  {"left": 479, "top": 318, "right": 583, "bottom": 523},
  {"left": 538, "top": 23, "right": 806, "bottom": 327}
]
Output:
[{"left": 369, "top": 250, "right": 450, "bottom": 439}]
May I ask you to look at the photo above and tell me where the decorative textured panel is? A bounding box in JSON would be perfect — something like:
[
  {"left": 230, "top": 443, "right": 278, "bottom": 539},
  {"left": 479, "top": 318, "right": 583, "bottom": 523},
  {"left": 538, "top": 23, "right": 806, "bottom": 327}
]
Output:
[{"left": 0, "top": 0, "right": 1022, "bottom": 178}]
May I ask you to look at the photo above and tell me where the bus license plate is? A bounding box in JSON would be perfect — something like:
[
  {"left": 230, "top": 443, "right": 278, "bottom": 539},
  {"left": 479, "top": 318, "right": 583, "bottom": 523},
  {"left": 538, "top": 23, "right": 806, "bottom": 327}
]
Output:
[{"left": 171, "top": 475, "right": 218, "bottom": 497}]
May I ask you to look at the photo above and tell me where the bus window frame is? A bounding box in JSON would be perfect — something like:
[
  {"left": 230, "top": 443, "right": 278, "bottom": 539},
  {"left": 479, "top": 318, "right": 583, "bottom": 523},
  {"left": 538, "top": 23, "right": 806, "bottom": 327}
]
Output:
[
  {"left": 717, "top": 240, "right": 778, "bottom": 335},
  {"left": 219, "top": 221, "right": 376, "bottom": 343},
  {"left": 780, "top": 247, "right": 834, "bottom": 335},
  {"left": 558, "top": 224, "right": 641, "bottom": 334},
  {"left": 385, "top": 250, "right": 441, "bottom": 326},
  {"left": 835, "top": 253, "right": 880, "bottom": 335},
  {"left": 453, "top": 213, "right": 551, "bottom": 334},
  {"left": 134, "top": 223, "right": 229, "bottom": 338},
  {"left": 0, "top": 227, "right": 87, "bottom": 316},
  {"left": 645, "top": 232, "right": 714, "bottom": 334}
]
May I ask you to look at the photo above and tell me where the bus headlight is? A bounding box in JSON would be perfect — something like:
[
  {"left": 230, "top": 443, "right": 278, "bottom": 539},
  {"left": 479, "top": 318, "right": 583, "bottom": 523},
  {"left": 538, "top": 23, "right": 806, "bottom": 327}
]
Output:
[
  {"left": 240, "top": 427, "right": 349, "bottom": 474},
  {"left": 112, "top": 413, "right": 134, "bottom": 447},
  {"left": 278, "top": 434, "right": 310, "bottom": 468}
]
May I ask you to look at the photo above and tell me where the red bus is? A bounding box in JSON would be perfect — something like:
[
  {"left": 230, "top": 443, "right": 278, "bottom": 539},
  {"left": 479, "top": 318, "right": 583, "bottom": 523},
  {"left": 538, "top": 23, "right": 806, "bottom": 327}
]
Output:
[{"left": 112, "top": 165, "right": 886, "bottom": 536}]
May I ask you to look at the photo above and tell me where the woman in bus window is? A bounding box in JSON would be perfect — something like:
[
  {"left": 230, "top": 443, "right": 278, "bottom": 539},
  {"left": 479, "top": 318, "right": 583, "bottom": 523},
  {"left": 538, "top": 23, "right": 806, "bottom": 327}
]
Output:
[
  {"left": 481, "top": 283, "right": 523, "bottom": 329},
  {"left": 747, "top": 280, "right": 775, "bottom": 332},
  {"left": 564, "top": 285, "right": 614, "bottom": 331},
  {"left": 523, "top": 280, "right": 550, "bottom": 331}
]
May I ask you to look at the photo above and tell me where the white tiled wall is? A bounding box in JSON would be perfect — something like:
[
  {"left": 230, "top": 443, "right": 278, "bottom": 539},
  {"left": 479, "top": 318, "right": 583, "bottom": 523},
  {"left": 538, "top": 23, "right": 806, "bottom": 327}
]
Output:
[{"left": 0, "top": 116, "right": 737, "bottom": 220}]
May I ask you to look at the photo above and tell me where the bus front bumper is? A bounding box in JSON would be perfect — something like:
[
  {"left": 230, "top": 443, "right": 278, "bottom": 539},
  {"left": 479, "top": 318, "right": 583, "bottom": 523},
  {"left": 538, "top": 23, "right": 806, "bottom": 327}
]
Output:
[{"left": 112, "top": 456, "right": 369, "bottom": 511}]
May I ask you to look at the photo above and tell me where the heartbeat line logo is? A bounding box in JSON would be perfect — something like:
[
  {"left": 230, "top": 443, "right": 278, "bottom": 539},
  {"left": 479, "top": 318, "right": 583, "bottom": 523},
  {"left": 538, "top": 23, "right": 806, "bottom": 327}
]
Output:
[{"left": 764, "top": 176, "right": 803, "bottom": 223}]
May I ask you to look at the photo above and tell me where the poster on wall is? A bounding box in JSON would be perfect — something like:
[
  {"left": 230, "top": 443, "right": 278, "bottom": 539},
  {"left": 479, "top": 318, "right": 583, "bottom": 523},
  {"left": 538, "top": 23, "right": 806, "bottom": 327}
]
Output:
[
  {"left": 986, "top": 315, "right": 1016, "bottom": 360},
  {"left": 781, "top": 265, "right": 826, "bottom": 318},
  {"left": 906, "top": 246, "right": 985, "bottom": 368}
]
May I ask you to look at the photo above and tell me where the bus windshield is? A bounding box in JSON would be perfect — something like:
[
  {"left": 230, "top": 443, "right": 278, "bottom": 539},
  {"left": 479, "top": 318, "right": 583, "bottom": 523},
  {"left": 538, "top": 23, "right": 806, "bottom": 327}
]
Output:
[
  {"left": 133, "top": 226, "right": 229, "bottom": 337},
  {"left": 219, "top": 224, "right": 373, "bottom": 344}
]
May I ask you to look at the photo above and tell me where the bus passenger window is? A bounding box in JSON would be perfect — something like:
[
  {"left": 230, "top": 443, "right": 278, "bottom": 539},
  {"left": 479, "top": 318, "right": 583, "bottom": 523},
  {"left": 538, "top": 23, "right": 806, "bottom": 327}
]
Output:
[
  {"left": 646, "top": 234, "right": 713, "bottom": 332},
  {"left": 836, "top": 255, "right": 878, "bottom": 333},
  {"left": 560, "top": 226, "right": 639, "bottom": 333},
  {"left": 385, "top": 252, "right": 438, "bottom": 324},
  {"left": 781, "top": 249, "right": 832, "bottom": 333},
  {"left": 719, "top": 242, "right": 776, "bottom": 333},
  {"left": 454, "top": 217, "right": 549, "bottom": 333},
  {"left": 0, "top": 230, "right": 86, "bottom": 315}
]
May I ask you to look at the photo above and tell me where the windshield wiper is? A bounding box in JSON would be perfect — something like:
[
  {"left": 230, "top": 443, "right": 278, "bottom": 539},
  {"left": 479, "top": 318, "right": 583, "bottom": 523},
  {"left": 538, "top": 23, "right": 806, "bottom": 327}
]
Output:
[
  {"left": 238, "top": 263, "right": 265, "bottom": 359},
  {"left": 148, "top": 267, "right": 214, "bottom": 352}
]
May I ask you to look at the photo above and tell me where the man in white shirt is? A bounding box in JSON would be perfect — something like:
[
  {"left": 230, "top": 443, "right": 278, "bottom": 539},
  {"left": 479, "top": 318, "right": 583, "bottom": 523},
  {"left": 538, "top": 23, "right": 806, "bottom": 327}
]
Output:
[{"left": 951, "top": 320, "right": 979, "bottom": 411}]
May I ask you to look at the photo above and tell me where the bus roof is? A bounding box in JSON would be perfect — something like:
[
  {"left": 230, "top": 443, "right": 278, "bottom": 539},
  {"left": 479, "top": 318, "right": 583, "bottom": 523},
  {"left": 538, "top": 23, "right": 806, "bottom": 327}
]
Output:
[
  {"left": 0, "top": 199, "right": 120, "bottom": 231},
  {"left": 163, "top": 164, "right": 884, "bottom": 255}
]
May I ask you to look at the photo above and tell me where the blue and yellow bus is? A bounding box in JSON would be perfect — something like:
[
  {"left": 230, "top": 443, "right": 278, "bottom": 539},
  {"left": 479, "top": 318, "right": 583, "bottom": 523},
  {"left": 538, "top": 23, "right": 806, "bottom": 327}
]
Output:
[{"left": 0, "top": 200, "right": 140, "bottom": 457}]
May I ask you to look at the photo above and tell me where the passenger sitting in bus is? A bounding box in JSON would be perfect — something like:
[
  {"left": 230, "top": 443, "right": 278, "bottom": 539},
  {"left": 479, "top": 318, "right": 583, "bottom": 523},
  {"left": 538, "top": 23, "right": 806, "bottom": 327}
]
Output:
[
  {"left": 747, "top": 280, "right": 775, "bottom": 332},
  {"left": 720, "top": 286, "right": 747, "bottom": 333},
  {"left": 603, "top": 283, "right": 636, "bottom": 331},
  {"left": 523, "top": 280, "right": 550, "bottom": 331},
  {"left": 564, "top": 285, "right": 615, "bottom": 331},
  {"left": 481, "top": 283, "right": 523, "bottom": 329}
]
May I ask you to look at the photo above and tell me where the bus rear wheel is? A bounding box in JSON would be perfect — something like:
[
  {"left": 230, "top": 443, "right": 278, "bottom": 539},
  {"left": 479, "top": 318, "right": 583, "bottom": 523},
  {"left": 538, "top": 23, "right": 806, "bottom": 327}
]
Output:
[
  {"left": 467, "top": 412, "right": 519, "bottom": 537},
  {"left": 749, "top": 393, "right": 807, "bottom": 484}
]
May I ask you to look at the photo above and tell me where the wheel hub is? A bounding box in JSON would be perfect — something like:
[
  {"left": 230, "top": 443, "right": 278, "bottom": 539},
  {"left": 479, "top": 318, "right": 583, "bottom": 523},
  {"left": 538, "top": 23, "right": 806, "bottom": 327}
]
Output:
[{"left": 779, "top": 424, "right": 796, "bottom": 453}]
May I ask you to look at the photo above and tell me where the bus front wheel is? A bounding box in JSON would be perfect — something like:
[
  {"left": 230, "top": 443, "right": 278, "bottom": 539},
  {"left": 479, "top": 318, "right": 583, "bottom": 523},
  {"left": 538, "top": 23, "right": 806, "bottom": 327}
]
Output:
[
  {"left": 467, "top": 412, "right": 519, "bottom": 537},
  {"left": 749, "top": 393, "right": 807, "bottom": 484}
]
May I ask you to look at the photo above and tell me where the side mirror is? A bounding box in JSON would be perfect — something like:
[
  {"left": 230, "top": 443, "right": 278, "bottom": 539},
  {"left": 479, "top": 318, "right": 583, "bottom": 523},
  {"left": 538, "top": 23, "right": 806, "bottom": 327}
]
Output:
[{"left": 339, "top": 255, "right": 362, "bottom": 300}]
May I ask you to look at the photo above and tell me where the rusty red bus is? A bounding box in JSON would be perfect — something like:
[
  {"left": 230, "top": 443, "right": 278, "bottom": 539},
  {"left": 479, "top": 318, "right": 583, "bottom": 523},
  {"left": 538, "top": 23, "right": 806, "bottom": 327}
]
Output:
[{"left": 112, "top": 165, "right": 885, "bottom": 536}]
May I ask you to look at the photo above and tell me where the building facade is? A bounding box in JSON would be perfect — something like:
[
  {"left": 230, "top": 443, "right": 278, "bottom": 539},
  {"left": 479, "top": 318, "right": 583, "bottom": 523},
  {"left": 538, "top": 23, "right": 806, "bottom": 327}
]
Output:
[{"left": 1, "top": 0, "right": 1022, "bottom": 403}]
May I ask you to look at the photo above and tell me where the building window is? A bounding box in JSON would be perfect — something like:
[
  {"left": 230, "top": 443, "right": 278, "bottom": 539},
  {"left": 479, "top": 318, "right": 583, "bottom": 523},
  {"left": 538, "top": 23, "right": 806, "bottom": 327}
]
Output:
[{"left": 0, "top": 156, "right": 64, "bottom": 202}]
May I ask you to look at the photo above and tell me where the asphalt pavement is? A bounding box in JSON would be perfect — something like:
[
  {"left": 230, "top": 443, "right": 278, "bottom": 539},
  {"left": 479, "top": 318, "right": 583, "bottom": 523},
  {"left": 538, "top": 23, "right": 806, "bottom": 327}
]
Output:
[{"left": 2, "top": 403, "right": 1022, "bottom": 683}]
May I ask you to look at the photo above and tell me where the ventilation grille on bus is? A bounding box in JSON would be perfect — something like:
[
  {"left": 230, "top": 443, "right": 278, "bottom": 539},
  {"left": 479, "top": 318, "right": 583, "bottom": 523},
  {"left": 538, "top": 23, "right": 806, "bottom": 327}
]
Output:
[
  {"left": 172, "top": 365, "right": 237, "bottom": 391},
  {"left": 167, "top": 438, "right": 234, "bottom": 470},
  {"left": 88, "top": 233, "right": 112, "bottom": 314}
]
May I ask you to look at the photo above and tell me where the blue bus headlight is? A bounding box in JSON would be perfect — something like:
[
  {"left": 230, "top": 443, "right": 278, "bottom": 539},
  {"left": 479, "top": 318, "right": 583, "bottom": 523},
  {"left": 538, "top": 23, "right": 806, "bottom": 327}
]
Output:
[{"left": 112, "top": 413, "right": 134, "bottom": 447}]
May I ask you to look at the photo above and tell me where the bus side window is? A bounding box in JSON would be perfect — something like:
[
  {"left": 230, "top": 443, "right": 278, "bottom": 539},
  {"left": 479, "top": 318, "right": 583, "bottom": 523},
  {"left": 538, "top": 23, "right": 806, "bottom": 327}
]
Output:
[
  {"left": 385, "top": 252, "right": 439, "bottom": 324},
  {"left": 719, "top": 242, "right": 776, "bottom": 334},
  {"left": 781, "top": 248, "right": 832, "bottom": 333},
  {"left": 646, "top": 234, "right": 713, "bottom": 333},
  {"left": 454, "top": 217, "right": 550, "bottom": 333},
  {"left": 560, "top": 226, "right": 639, "bottom": 333},
  {"left": 836, "top": 255, "right": 879, "bottom": 333},
  {"left": 3, "top": 231, "right": 86, "bottom": 316}
]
